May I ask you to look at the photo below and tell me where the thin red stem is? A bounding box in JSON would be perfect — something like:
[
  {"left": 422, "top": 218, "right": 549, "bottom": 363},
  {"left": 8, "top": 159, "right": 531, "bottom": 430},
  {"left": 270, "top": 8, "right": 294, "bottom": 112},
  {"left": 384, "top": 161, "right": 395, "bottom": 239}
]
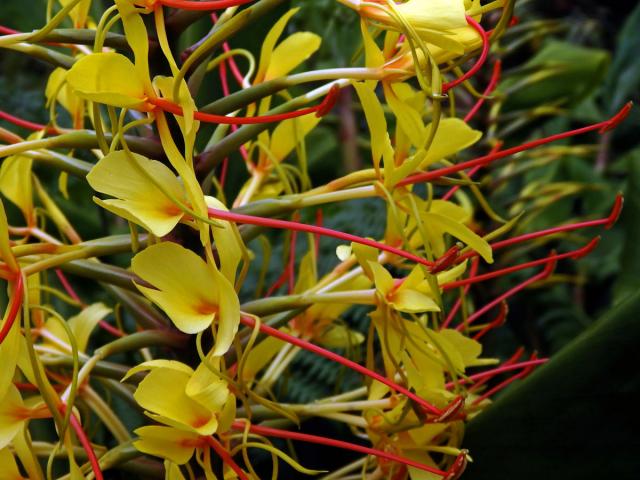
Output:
[
  {"left": 230, "top": 421, "right": 448, "bottom": 477},
  {"left": 442, "top": 16, "right": 490, "bottom": 93},
  {"left": 454, "top": 257, "right": 557, "bottom": 331},
  {"left": 69, "top": 413, "right": 104, "bottom": 480},
  {"left": 0, "top": 274, "right": 24, "bottom": 345},
  {"left": 471, "top": 353, "right": 539, "bottom": 405},
  {"left": 443, "top": 238, "right": 597, "bottom": 291},
  {"left": 239, "top": 315, "right": 443, "bottom": 416},
  {"left": 440, "top": 257, "right": 479, "bottom": 329},
  {"left": 472, "top": 301, "right": 508, "bottom": 340},
  {"left": 56, "top": 269, "right": 83, "bottom": 305},
  {"left": 463, "top": 60, "right": 502, "bottom": 123},
  {"left": 148, "top": 84, "right": 339, "bottom": 125},
  {"left": 398, "top": 102, "right": 633, "bottom": 188},
  {"left": 0, "top": 109, "right": 58, "bottom": 134},
  {"left": 265, "top": 269, "right": 290, "bottom": 297},
  {"left": 208, "top": 208, "right": 436, "bottom": 268},
  {"left": 466, "top": 347, "right": 525, "bottom": 393},
  {"left": 442, "top": 141, "right": 503, "bottom": 202},
  {"left": 314, "top": 209, "right": 323, "bottom": 257},
  {"left": 445, "top": 358, "right": 548, "bottom": 390},
  {"left": 287, "top": 213, "right": 300, "bottom": 294},
  {"left": 207, "top": 437, "right": 249, "bottom": 480},
  {"left": 158, "top": 0, "right": 255, "bottom": 10}
]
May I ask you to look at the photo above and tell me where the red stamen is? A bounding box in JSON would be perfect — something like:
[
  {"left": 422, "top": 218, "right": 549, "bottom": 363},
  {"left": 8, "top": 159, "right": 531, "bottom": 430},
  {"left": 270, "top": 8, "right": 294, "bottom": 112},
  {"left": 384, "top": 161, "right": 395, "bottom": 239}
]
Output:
[
  {"left": 472, "top": 301, "right": 508, "bottom": 340},
  {"left": 461, "top": 194, "right": 623, "bottom": 261},
  {"left": 158, "top": 0, "right": 255, "bottom": 10},
  {"left": 443, "top": 450, "right": 468, "bottom": 480},
  {"left": 442, "top": 141, "right": 503, "bottom": 202},
  {"left": 431, "top": 395, "right": 466, "bottom": 423},
  {"left": 463, "top": 60, "right": 502, "bottom": 123},
  {"left": 398, "top": 103, "right": 633, "bottom": 188},
  {"left": 429, "top": 245, "right": 461, "bottom": 274},
  {"left": 442, "top": 16, "right": 490, "bottom": 93},
  {"left": 440, "top": 257, "right": 479, "bottom": 330},
  {"left": 207, "top": 208, "right": 436, "bottom": 268},
  {"left": 0, "top": 109, "right": 58, "bottom": 134},
  {"left": 314, "top": 209, "right": 323, "bottom": 256},
  {"left": 69, "top": 413, "right": 104, "bottom": 480},
  {"left": 148, "top": 84, "right": 340, "bottom": 125},
  {"left": 287, "top": 213, "right": 300, "bottom": 294},
  {"left": 0, "top": 25, "right": 20, "bottom": 35},
  {"left": 0, "top": 274, "right": 24, "bottom": 345},
  {"left": 230, "top": 421, "right": 449, "bottom": 477},
  {"left": 239, "top": 315, "right": 443, "bottom": 416},
  {"left": 447, "top": 358, "right": 548, "bottom": 390},
  {"left": 443, "top": 238, "right": 597, "bottom": 291},
  {"left": 56, "top": 269, "right": 83, "bottom": 305},
  {"left": 454, "top": 257, "right": 557, "bottom": 331},
  {"left": 471, "top": 353, "right": 539, "bottom": 405},
  {"left": 465, "top": 347, "right": 525, "bottom": 393},
  {"left": 265, "top": 269, "right": 290, "bottom": 297},
  {"left": 206, "top": 436, "right": 249, "bottom": 480}
]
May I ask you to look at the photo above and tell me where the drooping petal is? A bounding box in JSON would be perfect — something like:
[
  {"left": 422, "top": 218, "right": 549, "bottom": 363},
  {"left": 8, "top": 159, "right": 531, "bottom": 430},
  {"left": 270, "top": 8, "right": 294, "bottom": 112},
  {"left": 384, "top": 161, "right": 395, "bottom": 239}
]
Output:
[
  {"left": 87, "top": 151, "right": 185, "bottom": 237},
  {"left": 255, "top": 8, "right": 300, "bottom": 83},
  {"left": 422, "top": 212, "right": 493, "bottom": 263},
  {"left": 419, "top": 118, "right": 482, "bottom": 168},
  {"left": 134, "top": 426, "right": 200, "bottom": 465},
  {"left": 67, "top": 53, "right": 147, "bottom": 109},
  {"left": 0, "top": 155, "right": 33, "bottom": 224},
  {"left": 265, "top": 31, "right": 321, "bottom": 80},
  {"left": 131, "top": 242, "right": 219, "bottom": 335},
  {"left": 185, "top": 358, "right": 229, "bottom": 413},
  {"left": 269, "top": 114, "right": 321, "bottom": 163},
  {"left": 204, "top": 196, "right": 243, "bottom": 283},
  {"left": 134, "top": 368, "right": 218, "bottom": 435},
  {"left": 0, "top": 386, "right": 25, "bottom": 450}
]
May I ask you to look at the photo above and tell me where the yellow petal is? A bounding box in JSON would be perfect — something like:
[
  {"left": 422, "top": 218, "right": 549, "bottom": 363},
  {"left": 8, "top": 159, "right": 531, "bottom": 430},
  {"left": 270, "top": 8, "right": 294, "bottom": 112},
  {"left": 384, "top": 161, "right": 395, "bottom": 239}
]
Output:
[
  {"left": 361, "top": 20, "right": 385, "bottom": 69},
  {"left": 87, "top": 151, "right": 185, "bottom": 237},
  {"left": 420, "top": 118, "right": 482, "bottom": 168},
  {"left": 241, "top": 333, "right": 287, "bottom": 382},
  {"left": 204, "top": 196, "right": 243, "bottom": 283},
  {"left": 352, "top": 242, "right": 379, "bottom": 280},
  {"left": 391, "top": 289, "right": 440, "bottom": 313},
  {"left": 164, "top": 460, "right": 187, "bottom": 480},
  {"left": 67, "top": 52, "right": 147, "bottom": 109},
  {"left": 0, "top": 317, "right": 19, "bottom": 402},
  {"left": 439, "top": 328, "right": 483, "bottom": 367},
  {"left": 0, "top": 385, "right": 25, "bottom": 450},
  {"left": 0, "top": 200, "right": 18, "bottom": 273},
  {"left": 114, "top": 0, "right": 153, "bottom": 92},
  {"left": 134, "top": 368, "right": 218, "bottom": 435},
  {"left": 185, "top": 359, "right": 229, "bottom": 413},
  {"left": 352, "top": 81, "right": 394, "bottom": 174},
  {"left": 0, "top": 156, "right": 33, "bottom": 223},
  {"left": 255, "top": 8, "right": 300, "bottom": 83},
  {"left": 368, "top": 261, "right": 394, "bottom": 296},
  {"left": 265, "top": 32, "right": 321, "bottom": 80},
  {"left": 0, "top": 447, "right": 24, "bottom": 480},
  {"left": 317, "top": 325, "right": 365, "bottom": 349},
  {"left": 270, "top": 114, "right": 320, "bottom": 162},
  {"left": 131, "top": 242, "right": 219, "bottom": 335},
  {"left": 396, "top": 0, "right": 467, "bottom": 31},
  {"left": 422, "top": 211, "right": 493, "bottom": 263},
  {"left": 122, "top": 359, "right": 194, "bottom": 383},
  {"left": 134, "top": 426, "right": 199, "bottom": 465},
  {"left": 68, "top": 303, "right": 112, "bottom": 352},
  {"left": 383, "top": 83, "right": 426, "bottom": 149}
]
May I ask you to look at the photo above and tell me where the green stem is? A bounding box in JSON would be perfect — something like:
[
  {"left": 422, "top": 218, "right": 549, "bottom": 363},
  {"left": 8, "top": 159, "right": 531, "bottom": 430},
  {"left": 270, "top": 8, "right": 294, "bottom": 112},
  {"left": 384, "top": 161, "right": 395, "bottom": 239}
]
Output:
[
  {"left": 241, "top": 289, "right": 376, "bottom": 317},
  {"left": 82, "top": 386, "right": 131, "bottom": 443}
]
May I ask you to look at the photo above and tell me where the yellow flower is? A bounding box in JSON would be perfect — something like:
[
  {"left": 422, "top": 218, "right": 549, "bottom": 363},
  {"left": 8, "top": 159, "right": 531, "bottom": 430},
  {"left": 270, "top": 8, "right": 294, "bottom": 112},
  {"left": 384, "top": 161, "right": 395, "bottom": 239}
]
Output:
[{"left": 131, "top": 242, "right": 240, "bottom": 355}]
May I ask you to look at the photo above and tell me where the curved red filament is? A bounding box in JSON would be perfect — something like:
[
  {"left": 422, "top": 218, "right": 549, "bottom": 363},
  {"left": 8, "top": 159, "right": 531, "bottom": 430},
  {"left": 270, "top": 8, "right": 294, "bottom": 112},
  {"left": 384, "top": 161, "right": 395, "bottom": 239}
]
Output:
[
  {"left": 158, "top": 0, "right": 255, "bottom": 10},
  {"left": 239, "top": 315, "right": 443, "bottom": 416},
  {"left": 148, "top": 84, "right": 340, "bottom": 125},
  {"left": 442, "top": 16, "right": 490, "bottom": 93},
  {"left": 230, "top": 421, "right": 449, "bottom": 477},
  {"left": 0, "top": 274, "right": 24, "bottom": 345}
]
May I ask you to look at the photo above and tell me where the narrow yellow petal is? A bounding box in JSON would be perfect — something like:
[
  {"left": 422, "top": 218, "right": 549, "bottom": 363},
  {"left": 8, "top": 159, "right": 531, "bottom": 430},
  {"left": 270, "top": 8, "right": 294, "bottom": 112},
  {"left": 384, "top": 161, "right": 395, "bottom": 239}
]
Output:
[
  {"left": 270, "top": 114, "right": 320, "bottom": 163},
  {"left": 420, "top": 118, "right": 482, "bottom": 168},
  {"left": 68, "top": 303, "right": 112, "bottom": 352},
  {"left": 0, "top": 155, "right": 33, "bottom": 223},
  {"left": 0, "top": 386, "right": 25, "bottom": 450},
  {"left": 265, "top": 32, "right": 321, "bottom": 80},
  {"left": 422, "top": 212, "right": 493, "bottom": 263},
  {"left": 134, "top": 426, "right": 199, "bottom": 465}
]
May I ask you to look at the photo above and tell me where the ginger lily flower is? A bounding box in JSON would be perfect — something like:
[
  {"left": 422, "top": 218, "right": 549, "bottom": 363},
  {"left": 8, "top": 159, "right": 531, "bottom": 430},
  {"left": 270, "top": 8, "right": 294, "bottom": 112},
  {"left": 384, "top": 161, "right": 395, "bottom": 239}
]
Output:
[{"left": 131, "top": 242, "right": 240, "bottom": 355}]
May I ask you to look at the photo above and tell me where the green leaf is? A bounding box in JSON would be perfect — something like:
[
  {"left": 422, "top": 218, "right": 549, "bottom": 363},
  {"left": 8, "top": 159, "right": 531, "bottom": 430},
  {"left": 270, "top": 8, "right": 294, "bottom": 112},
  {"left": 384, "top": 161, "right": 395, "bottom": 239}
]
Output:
[{"left": 463, "top": 290, "right": 640, "bottom": 479}]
